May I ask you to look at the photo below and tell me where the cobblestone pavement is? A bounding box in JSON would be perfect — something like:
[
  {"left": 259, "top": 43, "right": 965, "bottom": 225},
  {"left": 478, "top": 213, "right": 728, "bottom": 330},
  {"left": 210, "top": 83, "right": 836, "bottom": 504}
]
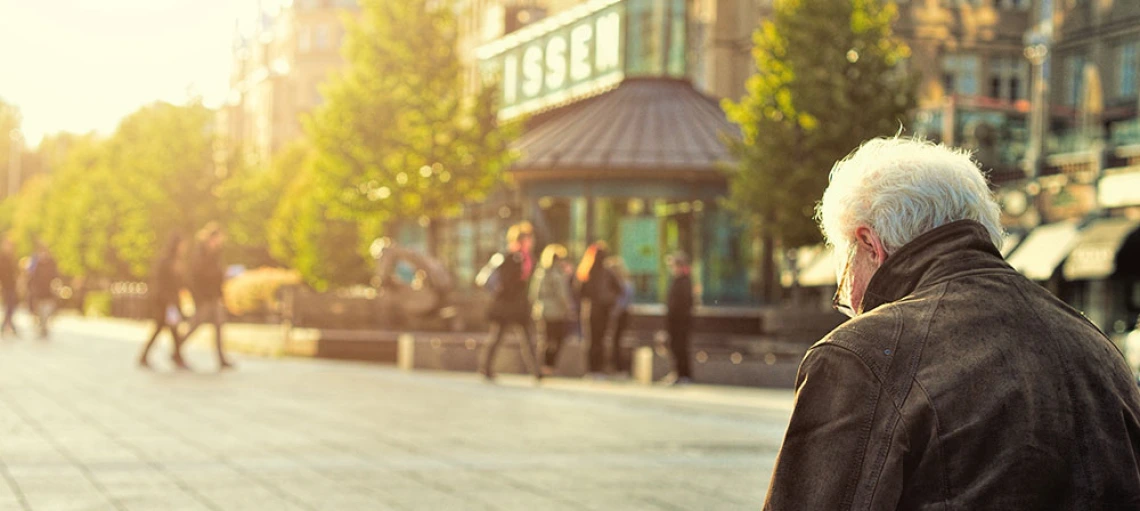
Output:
[{"left": 0, "top": 317, "right": 792, "bottom": 510}]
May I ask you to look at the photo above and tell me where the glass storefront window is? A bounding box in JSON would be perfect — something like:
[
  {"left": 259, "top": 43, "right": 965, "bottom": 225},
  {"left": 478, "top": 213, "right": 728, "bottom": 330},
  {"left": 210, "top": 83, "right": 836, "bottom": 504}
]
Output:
[
  {"left": 476, "top": 216, "right": 499, "bottom": 272},
  {"left": 1117, "top": 40, "right": 1138, "bottom": 100},
  {"left": 701, "top": 207, "right": 752, "bottom": 305},
  {"left": 452, "top": 219, "right": 476, "bottom": 289},
  {"left": 625, "top": 0, "right": 663, "bottom": 76},
  {"left": 625, "top": 0, "right": 686, "bottom": 78},
  {"left": 668, "top": 0, "right": 686, "bottom": 77}
]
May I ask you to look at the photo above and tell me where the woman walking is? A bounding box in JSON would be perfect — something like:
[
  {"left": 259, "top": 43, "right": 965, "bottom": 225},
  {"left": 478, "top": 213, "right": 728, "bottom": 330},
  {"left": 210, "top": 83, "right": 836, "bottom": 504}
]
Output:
[
  {"left": 138, "top": 234, "right": 190, "bottom": 370},
  {"left": 576, "top": 242, "right": 623, "bottom": 378},
  {"left": 476, "top": 222, "right": 542, "bottom": 382},
  {"left": 531, "top": 244, "right": 575, "bottom": 377}
]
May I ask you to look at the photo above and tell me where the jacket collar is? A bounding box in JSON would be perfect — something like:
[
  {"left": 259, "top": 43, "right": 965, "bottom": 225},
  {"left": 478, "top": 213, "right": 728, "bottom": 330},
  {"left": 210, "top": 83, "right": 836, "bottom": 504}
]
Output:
[{"left": 859, "top": 219, "right": 1009, "bottom": 314}]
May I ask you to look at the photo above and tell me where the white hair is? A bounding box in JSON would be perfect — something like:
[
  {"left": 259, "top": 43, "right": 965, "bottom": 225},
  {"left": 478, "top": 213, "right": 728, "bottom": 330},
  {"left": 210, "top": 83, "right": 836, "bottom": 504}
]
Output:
[{"left": 817, "top": 137, "right": 1003, "bottom": 254}]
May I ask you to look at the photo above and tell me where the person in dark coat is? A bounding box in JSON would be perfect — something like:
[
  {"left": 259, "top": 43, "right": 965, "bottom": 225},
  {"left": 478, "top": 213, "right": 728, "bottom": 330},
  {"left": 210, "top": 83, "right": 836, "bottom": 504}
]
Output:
[
  {"left": 606, "top": 256, "right": 634, "bottom": 375},
  {"left": 764, "top": 137, "right": 1140, "bottom": 509},
  {"left": 138, "top": 234, "right": 190, "bottom": 370},
  {"left": 180, "top": 223, "right": 233, "bottom": 370},
  {"left": 476, "top": 222, "right": 541, "bottom": 381},
  {"left": 576, "top": 242, "right": 623, "bottom": 378},
  {"left": 26, "top": 243, "right": 58, "bottom": 339},
  {"left": 0, "top": 238, "right": 19, "bottom": 338},
  {"left": 664, "top": 252, "right": 693, "bottom": 385}
]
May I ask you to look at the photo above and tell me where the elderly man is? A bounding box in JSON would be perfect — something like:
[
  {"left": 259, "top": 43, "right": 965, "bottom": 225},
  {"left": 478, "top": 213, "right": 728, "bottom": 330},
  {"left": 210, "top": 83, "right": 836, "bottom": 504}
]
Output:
[{"left": 764, "top": 138, "right": 1140, "bottom": 509}]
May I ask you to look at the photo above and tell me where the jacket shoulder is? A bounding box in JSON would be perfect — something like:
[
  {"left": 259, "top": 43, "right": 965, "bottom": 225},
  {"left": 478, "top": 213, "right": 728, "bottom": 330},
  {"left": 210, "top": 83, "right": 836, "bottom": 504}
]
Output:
[{"left": 811, "top": 306, "right": 909, "bottom": 382}]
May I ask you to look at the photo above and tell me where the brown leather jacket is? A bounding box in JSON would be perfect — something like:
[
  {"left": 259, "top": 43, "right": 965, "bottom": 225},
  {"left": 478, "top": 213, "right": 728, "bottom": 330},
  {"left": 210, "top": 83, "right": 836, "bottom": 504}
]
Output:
[{"left": 764, "top": 220, "right": 1140, "bottom": 510}]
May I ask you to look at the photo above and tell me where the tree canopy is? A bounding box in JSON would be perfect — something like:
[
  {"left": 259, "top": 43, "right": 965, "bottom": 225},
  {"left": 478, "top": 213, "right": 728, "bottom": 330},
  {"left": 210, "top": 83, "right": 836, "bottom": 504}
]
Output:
[
  {"left": 723, "top": 0, "right": 916, "bottom": 249},
  {"left": 281, "top": 0, "right": 514, "bottom": 288},
  {"left": 3, "top": 101, "right": 226, "bottom": 279}
]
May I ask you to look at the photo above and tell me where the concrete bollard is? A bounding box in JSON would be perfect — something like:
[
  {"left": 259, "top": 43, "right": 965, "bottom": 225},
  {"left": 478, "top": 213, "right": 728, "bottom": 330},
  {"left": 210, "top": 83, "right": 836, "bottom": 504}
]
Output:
[
  {"left": 633, "top": 346, "right": 655, "bottom": 385},
  {"left": 397, "top": 334, "right": 415, "bottom": 371}
]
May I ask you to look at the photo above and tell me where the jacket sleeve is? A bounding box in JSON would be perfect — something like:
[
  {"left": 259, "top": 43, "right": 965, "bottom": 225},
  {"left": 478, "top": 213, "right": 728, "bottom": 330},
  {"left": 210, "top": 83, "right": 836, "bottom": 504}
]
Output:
[
  {"left": 763, "top": 344, "right": 882, "bottom": 510},
  {"left": 557, "top": 272, "right": 576, "bottom": 314}
]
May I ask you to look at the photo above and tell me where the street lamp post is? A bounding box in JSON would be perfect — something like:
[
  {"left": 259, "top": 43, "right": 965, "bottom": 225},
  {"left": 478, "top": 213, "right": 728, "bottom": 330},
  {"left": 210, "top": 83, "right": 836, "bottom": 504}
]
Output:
[
  {"left": 7, "top": 129, "right": 21, "bottom": 199},
  {"left": 1023, "top": 0, "right": 1054, "bottom": 181},
  {"left": 1024, "top": 42, "right": 1049, "bottom": 180}
]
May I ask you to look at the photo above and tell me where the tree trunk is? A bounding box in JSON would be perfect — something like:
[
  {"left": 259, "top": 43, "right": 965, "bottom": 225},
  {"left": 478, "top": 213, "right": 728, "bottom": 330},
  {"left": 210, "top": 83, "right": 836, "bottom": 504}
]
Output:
[{"left": 761, "top": 230, "right": 778, "bottom": 304}]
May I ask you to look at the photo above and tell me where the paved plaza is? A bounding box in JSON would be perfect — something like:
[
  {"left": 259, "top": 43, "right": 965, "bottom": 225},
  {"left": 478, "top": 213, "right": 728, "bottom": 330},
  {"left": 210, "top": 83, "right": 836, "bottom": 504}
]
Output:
[{"left": 0, "top": 317, "right": 793, "bottom": 510}]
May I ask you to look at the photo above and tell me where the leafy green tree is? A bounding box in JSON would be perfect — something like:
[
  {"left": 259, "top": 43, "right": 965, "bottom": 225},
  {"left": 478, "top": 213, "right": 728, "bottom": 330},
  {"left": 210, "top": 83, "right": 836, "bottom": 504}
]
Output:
[
  {"left": 35, "top": 101, "right": 221, "bottom": 279},
  {"left": 218, "top": 141, "right": 307, "bottom": 268},
  {"left": 8, "top": 175, "right": 50, "bottom": 255},
  {"left": 36, "top": 138, "right": 124, "bottom": 276},
  {"left": 268, "top": 163, "right": 371, "bottom": 291},
  {"left": 723, "top": 0, "right": 916, "bottom": 301},
  {"left": 0, "top": 99, "right": 20, "bottom": 198},
  {"left": 304, "top": 0, "right": 515, "bottom": 249}
]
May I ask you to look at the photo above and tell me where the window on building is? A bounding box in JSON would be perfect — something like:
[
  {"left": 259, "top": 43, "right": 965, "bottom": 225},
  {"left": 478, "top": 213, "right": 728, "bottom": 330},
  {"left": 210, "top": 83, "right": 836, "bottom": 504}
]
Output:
[
  {"left": 298, "top": 26, "right": 312, "bottom": 53},
  {"left": 1036, "top": 0, "right": 1054, "bottom": 24},
  {"left": 988, "top": 55, "right": 1028, "bottom": 101},
  {"left": 315, "top": 25, "right": 330, "bottom": 50},
  {"left": 1117, "top": 40, "right": 1138, "bottom": 100},
  {"left": 943, "top": 54, "right": 979, "bottom": 96},
  {"left": 1064, "top": 54, "right": 1087, "bottom": 106}
]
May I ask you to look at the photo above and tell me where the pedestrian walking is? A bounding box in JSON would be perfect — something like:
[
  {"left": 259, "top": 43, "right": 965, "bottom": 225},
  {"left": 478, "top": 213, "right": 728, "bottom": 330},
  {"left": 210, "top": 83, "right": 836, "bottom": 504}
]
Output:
[
  {"left": 0, "top": 238, "right": 20, "bottom": 338},
  {"left": 530, "top": 243, "right": 575, "bottom": 377},
  {"left": 180, "top": 223, "right": 233, "bottom": 370},
  {"left": 26, "top": 243, "right": 58, "bottom": 339},
  {"left": 138, "top": 234, "right": 191, "bottom": 370},
  {"left": 605, "top": 256, "right": 634, "bottom": 375},
  {"left": 476, "top": 222, "right": 541, "bottom": 381},
  {"left": 763, "top": 137, "right": 1140, "bottom": 509},
  {"left": 663, "top": 253, "right": 693, "bottom": 385},
  {"left": 576, "top": 242, "right": 623, "bottom": 378}
]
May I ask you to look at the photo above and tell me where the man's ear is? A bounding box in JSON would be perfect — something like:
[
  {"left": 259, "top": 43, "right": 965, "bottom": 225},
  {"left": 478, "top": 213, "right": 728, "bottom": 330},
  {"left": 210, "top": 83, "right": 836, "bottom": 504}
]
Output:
[{"left": 854, "top": 226, "right": 889, "bottom": 266}]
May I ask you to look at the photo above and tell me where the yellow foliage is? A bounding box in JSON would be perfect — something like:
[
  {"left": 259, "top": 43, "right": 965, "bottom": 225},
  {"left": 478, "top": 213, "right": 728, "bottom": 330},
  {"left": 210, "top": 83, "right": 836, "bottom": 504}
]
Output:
[{"left": 223, "top": 267, "right": 303, "bottom": 316}]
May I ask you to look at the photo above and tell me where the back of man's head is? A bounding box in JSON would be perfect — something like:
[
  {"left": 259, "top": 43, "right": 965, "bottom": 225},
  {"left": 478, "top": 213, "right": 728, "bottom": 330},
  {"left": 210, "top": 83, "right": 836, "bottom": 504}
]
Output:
[{"left": 817, "top": 137, "right": 1003, "bottom": 254}]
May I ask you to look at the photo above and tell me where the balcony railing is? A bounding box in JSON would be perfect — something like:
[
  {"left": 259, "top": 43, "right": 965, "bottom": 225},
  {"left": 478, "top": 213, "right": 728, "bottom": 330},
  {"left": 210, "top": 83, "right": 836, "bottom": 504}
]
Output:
[
  {"left": 1110, "top": 119, "right": 1140, "bottom": 148},
  {"left": 1046, "top": 129, "right": 1098, "bottom": 155}
]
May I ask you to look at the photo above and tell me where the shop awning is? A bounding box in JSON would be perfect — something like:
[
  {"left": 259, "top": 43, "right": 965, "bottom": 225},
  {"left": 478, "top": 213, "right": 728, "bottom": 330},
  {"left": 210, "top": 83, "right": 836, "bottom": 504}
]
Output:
[
  {"left": 511, "top": 79, "right": 739, "bottom": 179},
  {"left": 798, "top": 245, "right": 838, "bottom": 287},
  {"left": 1007, "top": 220, "right": 1081, "bottom": 281},
  {"left": 1062, "top": 217, "right": 1140, "bottom": 280}
]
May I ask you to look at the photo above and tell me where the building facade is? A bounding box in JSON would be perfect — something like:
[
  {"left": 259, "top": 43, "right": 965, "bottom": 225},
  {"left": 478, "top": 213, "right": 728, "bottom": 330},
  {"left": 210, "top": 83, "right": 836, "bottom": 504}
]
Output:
[
  {"left": 218, "top": 0, "right": 359, "bottom": 166},
  {"left": 792, "top": 0, "right": 1038, "bottom": 300},
  {"left": 447, "top": 0, "right": 1040, "bottom": 308},
  {"left": 435, "top": 0, "right": 770, "bottom": 307},
  {"left": 1000, "top": 0, "right": 1140, "bottom": 338},
  {"left": 899, "top": 0, "right": 1035, "bottom": 177}
]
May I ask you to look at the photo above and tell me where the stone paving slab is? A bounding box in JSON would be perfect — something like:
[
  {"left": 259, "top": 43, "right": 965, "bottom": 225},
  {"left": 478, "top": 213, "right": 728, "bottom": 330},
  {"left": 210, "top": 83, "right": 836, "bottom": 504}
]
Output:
[{"left": 0, "top": 316, "right": 792, "bottom": 510}]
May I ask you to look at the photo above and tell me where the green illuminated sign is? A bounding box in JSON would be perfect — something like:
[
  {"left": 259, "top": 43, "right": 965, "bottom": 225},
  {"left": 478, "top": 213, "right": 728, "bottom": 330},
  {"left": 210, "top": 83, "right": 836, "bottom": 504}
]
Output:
[{"left": 476, "top": 0, "right": 686, "bottom": 120}]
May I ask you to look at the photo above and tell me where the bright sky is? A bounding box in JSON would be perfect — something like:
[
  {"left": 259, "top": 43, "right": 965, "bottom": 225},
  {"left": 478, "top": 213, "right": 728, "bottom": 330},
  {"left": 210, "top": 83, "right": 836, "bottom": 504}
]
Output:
[{"left": 0, "top": 0, "right": 260, "bottom": 147}]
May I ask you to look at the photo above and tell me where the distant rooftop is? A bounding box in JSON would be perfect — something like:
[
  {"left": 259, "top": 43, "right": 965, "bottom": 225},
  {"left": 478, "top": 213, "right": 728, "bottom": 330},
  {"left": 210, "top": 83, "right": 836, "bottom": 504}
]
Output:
[{"left": 511, "top": 79, "right": 739, "bottom": 179}]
